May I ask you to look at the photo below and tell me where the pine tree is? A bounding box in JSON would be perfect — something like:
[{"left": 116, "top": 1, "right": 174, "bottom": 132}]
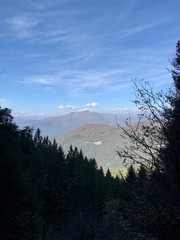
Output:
[
  {"left": 162, "top": 40, "right": 180, "bottom": 189},
  {"left": 126, "top": 165, "right": 137, "bottom": 184}
]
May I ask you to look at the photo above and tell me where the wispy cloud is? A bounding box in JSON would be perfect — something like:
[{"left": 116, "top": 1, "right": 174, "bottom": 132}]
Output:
[
  {"left": 21, "top": 47, "right": 171, "bottom": 96},
  {"left": 22, "top": 75, "right": 56, "bottom": 86},
  {"left": 7, "top": 16, "right": 40, "bottom": 39},
  {"left": 25, "top": 53, "right": 49, "bottom": 58},
  {"left": 24, "top": 0, "right": 66, "bottom": 10},
  {"left": 21, "top": 68, "right": 129, "bottom": 96},
  {"left": 115, "top": 22, "right": 159, "bottom": 40},
  {"left": 3, "top": 0, "right": 158, "bottom": 47}
]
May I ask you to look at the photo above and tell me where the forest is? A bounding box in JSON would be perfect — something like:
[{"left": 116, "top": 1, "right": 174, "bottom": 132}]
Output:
[{"left": 0, "top": 41, "right": 180, "bottom": 240}]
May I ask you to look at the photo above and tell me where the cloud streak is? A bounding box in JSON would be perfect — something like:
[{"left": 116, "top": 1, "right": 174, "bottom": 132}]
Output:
[
  {"left": 7, "top": 15, "right": 40, "bottom": 39},
  {"left": 21, "top": 43, "right": 171, "bottom": 97},
  {"left": 22, "top": 68, "right": 130, "bottom": 96},
  {"left": 3, "top": 0, "right": 159, "bottom": 48}
]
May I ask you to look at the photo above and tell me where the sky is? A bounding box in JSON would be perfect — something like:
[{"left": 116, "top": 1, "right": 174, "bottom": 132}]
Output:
[{"left": 0, "top": 0, "right": 180, "bottom": 118}]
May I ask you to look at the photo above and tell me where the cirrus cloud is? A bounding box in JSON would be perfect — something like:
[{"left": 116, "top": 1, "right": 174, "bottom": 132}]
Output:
[{"left": 6, "top": 15, "right": 40, "bottom": 39}]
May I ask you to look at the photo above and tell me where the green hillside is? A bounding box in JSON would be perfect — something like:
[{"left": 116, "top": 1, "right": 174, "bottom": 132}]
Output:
[{"left": 56, "top": 123, "right": 129, "bottom": 168}]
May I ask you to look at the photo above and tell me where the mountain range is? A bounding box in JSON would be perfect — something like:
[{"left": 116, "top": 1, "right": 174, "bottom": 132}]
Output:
[{"left": 16, "top": 110, "right": 139, "bottom": 138}]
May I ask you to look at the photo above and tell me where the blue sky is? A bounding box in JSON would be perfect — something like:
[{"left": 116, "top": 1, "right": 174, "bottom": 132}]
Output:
[{"left": 0, "top": 0, "right": 180, "bottom": 118}]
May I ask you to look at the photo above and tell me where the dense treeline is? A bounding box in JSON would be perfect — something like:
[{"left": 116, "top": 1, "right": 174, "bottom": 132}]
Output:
[
  {"left": 0, "top": 107, "right": 126, "bottom": 240},
  {"left": 1, "top": 108, "right": 179, "bottom": 240}
]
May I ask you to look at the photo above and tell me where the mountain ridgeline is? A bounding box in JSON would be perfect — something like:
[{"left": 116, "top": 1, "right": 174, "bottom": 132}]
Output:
[{"left": 16, "top": 110, "right": 139, "bottom": 137}]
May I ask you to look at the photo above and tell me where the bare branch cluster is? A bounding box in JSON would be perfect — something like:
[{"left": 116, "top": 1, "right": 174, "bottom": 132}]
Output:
[
  {"left": 118, "top": 79, "right": 169, "bottom": 173},
  {"left": 118, "top": 41, "right": 180, "bottom": 196}
]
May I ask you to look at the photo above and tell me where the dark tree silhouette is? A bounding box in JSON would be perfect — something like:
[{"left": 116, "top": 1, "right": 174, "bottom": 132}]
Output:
[{"left": 117, "top": 41, "right": 180, "bottom": 240}]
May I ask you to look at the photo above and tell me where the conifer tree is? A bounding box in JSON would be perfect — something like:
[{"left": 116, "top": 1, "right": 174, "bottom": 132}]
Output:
[
  {"left": 126, "top": 165, "right": 137, "bottom": 184},
  {"left": 161, "top": 40, "right": 180, "bottom": 189}
]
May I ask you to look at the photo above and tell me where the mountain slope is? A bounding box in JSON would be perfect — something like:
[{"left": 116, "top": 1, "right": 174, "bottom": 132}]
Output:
[{"left": 56, "top": 123, "right": 127, "bottom": 168}]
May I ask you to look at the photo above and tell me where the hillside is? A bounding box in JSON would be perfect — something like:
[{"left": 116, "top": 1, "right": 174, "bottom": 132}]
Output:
[{"left": 56, "top": 123, "right": 128, "bottom": 168}]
